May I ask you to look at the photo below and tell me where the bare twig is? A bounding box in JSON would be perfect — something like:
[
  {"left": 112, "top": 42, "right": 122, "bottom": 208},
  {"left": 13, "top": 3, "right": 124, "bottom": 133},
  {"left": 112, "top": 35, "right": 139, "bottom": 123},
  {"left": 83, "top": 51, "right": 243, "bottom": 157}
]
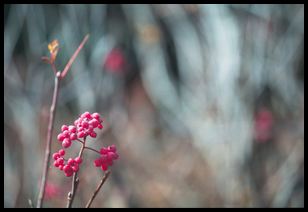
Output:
[
  {"left": 37, "top": 73, "right": 60, "bottom": 208},
  {"left": 84, "top": 146, "right": 101, "bottom": 155},
  {"left": 67, "top": 140, "right": 86, "bottom": 208},
  {"left": 61, "top": 34, "right": 89, "bottom": 79},
  {"left": 85, "top": 171, "right": 111, "bottom": 208}
]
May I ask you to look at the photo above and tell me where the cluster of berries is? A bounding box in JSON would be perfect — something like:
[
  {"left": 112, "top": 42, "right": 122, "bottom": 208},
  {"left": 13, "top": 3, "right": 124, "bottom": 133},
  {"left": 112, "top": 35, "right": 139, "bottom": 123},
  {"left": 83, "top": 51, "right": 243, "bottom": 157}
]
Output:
[
  {"left": 57, "top": 112, "right": 103, "bottom": 148},
  {"left": 53, "top": 149, "right": 83, "bottom": 177},
  {"left": 94, "top": 145, "right": 119, "bottom": 171},
  {"left": 53, "top": 112, "right": 118, "bottom": 177}
]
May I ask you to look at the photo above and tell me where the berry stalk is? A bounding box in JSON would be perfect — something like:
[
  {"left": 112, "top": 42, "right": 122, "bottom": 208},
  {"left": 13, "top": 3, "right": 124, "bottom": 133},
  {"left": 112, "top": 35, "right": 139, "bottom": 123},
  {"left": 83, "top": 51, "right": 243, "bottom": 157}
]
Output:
[{"left": 66, "top": 139, "right": 86, "bottom": 208}]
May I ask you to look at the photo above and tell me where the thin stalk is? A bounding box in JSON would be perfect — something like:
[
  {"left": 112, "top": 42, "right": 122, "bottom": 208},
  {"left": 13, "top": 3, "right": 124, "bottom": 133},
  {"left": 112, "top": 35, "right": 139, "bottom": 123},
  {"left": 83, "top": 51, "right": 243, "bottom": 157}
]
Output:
[
  {"left": 37, "top": 74, "right": 60, "bottom": 208},
  {"left": 85, "top": 171, "right": 111, "bottom": 208},
  {"left": 66, "top": 139, "right": 86, "bottom": 208},
  {"left": 84, "top": 146, "right": 101, "bottom": 155}
]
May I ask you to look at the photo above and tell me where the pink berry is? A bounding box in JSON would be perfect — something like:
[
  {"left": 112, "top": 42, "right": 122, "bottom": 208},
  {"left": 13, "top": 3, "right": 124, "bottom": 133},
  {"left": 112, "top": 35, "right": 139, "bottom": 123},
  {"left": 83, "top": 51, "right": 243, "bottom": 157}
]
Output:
[
  {"left": 53, "top": 161, "right": 59, "bottom": 167},
  {"left": 90, "top": 131, "right": 97, "bottom": 138},
  {"left": 100, "top": 147, "right": 108, "bottom": 154},
  {"left": 100, "top": 155, "right": 108, "bottom": 163},
  {"left": 107, "top": 152, "right": 116, "bottom": 161},
  {"left": 59, "top": 165, "right": 64, "bottom": 170},
  {"left": 82, "top": 121, "right": 89, "bottom": 128},
  {"left": 97, "top": 123, "right": 103, "bottom": 129},
  {"left": 61, "top": 125, "right": 68, "bottom": 131},
  {"left": 62, "top": 139, "right": 72, "bottom": 148},
  {"left": 71, "top": 164, "right": 79, "bottom": 172},
  {"left": 57, "top": 158, "right": 64, "bottom": 165},
  {"left": 58, "top": 149, "right": 65, "bottom": 156},
  {"left": 67, "top": 158, "right": 75, "bottom": 166},
  {"left": 65, "top": 171, "right": 73, "bottom": 177},
  {"left": 68, "top": 125, "right": 76, "bottom": 133},
  {"left": 70, "top": 133, "right": 77, "bottom": 140},
  {"left": 57, "top": 133, "right": 65, "bottom": 142},
  {"left": 92, "top": 113, "right": 100, "bottom": 120},
  {"left": 75, "top": 157, "right": 83, "bottom": 164},
  {"left": 89, "top": 119, "right": 98, "bottom": 128},
  {"left": 62, "top": 130, "right": 70, "bottom": 138},
  {"left": 94, "top": 158, "right": 102, "bottom": 167},
  {"left": 53, "top": 153, "right": 60, "bottom": 160},
  {"left": 108, "top": 144, "right": 116, "bottom": 152},
  {"left": 101, "top": 164, "right": 108, "bottom": 171},
  {"left": 78, "top": 131, "right": 85, "bottom": 138}
]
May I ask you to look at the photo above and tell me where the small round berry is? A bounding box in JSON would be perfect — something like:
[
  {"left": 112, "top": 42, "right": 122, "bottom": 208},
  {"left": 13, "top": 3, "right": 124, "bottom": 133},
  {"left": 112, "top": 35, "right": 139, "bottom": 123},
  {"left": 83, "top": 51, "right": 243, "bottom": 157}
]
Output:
[
  {"left": 65, "top": 171, "right": 73, "bottom": 177},
  {"left": 89, "top": 119, "right": 98, "bottom": 128},
  {"left": 53, "top": 153, "right": 60, "bottom": 160},
  {"left": 94, "top": 158, "right": 102, "bottom": 167},
  {"left": 61, "top": 125, "right": 68, "bottom": 132},
  {"left": 62, "top": 130, "right": 70, "bottom": 138},
  {"left": 58, "top": 149, "right": 65, "bottom": 156},
  {"left": 82, "top": 121, "right": 89, "bottom": 129},
  {"left": 75, "top": 157, "right": 83, "bottom": 164},
  {"left": 108, "top": 144, "right": 116, "bottom": 152},
  {"left": 57, "top": 158, "right": 64, "bottom": 165},
  {"left": 97, "top": 123, "right": 103, "bottom": 129},
  {"left": 71, "top": 164, "right": 79, "bottom": 172},
  {"left": 100, "top": 148, "right": 108, "bottom": 154},
  {"left": 100, "top": 155, "right": 108, "bottom": 163},
  {"left": 63, "top": 165, "right": 72, "bottom": 172},
  {"left": 67, "top": 158, "right": 75, "bottom": 166},
  {"left": 92, "top": 113, "right": 100, "bottom": 120},
  {"left": 78, "top": 131, "right": 86, "bottom": 138},
  {"left": 101, "top": 164, "right": 108, "bottom": 171},
  {"left": 62, "top": 139, "right": 72, "bottom": 148},
  {"left": 70, "top": 133, "right": 77, "bottom": 140},
  {"left": 107, "top": 152, "right": 116, "bottom": 160},
  {"left": 53, "top": 161, "right": 59, "bottom": 167},
  {"left": 74, "top": 120, "right": 79, "bottom": 126},
  {"left": 90, "top": 131, "right": 97, "bottom": 138},
  {"left": 59, "top": 165, "right": 64, "bottom": 170},
  {"left": 68, "top": 125, "right": 77, "bottom": 133},
  {"left": 57, "top": 133, "right": 65, "bottom": 142}
]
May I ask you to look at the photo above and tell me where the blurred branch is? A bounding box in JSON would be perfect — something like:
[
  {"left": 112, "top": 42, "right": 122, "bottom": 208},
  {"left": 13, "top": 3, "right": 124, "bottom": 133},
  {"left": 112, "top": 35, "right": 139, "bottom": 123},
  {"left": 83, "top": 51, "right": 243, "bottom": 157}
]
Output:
[
  {"left": 67, "top": 140, "right": 85, "bottom": 208},
  {"left": 61, "top": 34, "right": 89, "bottom": 79},
  {"left": 85, "top": 171, "right": 111, "bottom": 208},
  {"left": 37, "top": 74, "right": 60, "bottom": 208}
]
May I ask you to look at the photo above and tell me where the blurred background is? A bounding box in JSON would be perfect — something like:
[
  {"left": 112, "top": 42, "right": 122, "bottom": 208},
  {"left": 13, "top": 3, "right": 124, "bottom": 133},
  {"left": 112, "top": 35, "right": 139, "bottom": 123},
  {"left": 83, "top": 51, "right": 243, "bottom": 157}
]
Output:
[{"left": 4, "top": 4, "right": 304, "bottom": 208}]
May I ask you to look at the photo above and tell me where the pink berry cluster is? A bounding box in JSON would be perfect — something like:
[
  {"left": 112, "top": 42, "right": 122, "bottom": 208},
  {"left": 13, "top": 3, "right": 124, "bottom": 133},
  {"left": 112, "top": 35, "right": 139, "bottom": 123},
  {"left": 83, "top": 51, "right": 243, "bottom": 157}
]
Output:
[
  {"left": 53, "top": 149, "right": 83, "bottom": 177},
  {"left": 57, "top": 112, "right": 103, "bottom": 148},
  {"left": 94, "top": 145, "right": 119, "bottom": 171},
  {"left": 53, "top": 112, "right": 119, "bottom": 177}
]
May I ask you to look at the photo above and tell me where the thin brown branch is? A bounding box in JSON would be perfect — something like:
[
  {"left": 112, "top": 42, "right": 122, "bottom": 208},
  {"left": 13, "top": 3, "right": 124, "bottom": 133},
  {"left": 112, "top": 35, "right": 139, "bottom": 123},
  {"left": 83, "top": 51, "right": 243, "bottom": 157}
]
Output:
[
  {"left": 37, "top": 73, "right": 61, "bottom": 208},
  {"left": 61, "top": 34, "right": 89, "bottom": 79},
  {"left": 85, "top": 171, "right": 111, "bottom": 208},
  {"left": 66, "top": 140, "right": 86, "bottom": 208}
]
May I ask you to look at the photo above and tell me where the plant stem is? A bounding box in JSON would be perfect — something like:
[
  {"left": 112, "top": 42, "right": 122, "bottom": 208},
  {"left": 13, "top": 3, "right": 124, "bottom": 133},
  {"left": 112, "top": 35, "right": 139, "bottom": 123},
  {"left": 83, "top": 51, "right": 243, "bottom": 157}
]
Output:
[
  {"left": 66, "top": 139, "right": 86, "bottom": 208},
  {"left": 61, "top": 34, "right": 89, "bottom": 79},
  {"left": 85, "top": 171, "right": 111, "bottom": 208},
  {"left": 84, "top": 146, "right": 101, "bottom": 155},
  {"left": 37, "top": 74, "right": 60, "bottom": 208}
]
